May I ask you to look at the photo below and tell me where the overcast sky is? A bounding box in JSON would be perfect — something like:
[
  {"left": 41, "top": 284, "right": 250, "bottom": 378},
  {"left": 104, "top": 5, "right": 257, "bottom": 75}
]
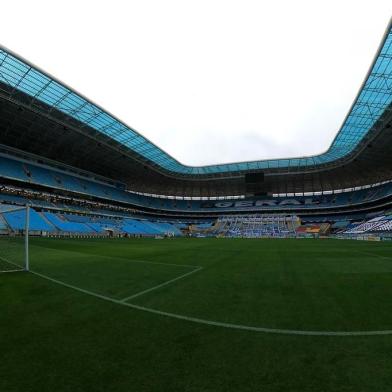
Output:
[{"left": 1, "top": 1, "right": 391, "bottom": 166}]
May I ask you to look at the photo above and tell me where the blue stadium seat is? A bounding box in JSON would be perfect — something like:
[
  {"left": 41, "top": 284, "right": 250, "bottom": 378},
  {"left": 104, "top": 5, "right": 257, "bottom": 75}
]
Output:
[
  {"left": 2, "top": 208, "right": 55, "bottom": 231},
  {"left": 43, "top": 212, "right": 93, "bottom": 233}
]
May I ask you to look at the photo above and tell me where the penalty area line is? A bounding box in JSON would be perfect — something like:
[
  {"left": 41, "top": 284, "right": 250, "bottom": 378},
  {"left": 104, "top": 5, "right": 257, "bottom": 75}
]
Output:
[
  {"left": 25, "top": 243, "right": 201, "bottom": 269},
  {"left": 27, "top": 269, "right": 392, "bottom": 337},
  {"left": 125, "top": 258, "right": 202, "bottom": 269},
  {"left": 120, "top": 266, "right": 203, "bottom": 302},
  {"left": 353, "top": 250, "right": 392, "bottom": 261}
]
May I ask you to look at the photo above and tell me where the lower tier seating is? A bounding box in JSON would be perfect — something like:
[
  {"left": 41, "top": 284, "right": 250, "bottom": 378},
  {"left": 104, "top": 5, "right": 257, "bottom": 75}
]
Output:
[{"left": 0, "top": 205, "right": 183, "bottom": 237}]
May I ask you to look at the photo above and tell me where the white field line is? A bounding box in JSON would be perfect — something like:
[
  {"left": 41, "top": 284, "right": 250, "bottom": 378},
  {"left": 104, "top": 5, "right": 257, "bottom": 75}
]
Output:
[
  {"left": 24, "top": 245, "right": 203, "bottom": 301},
  {"left": 121, "top": 258, "right": 201, "bottom": 269},
  {"left": 120, "top": 266, "right": 203, "bottom": 302},
  {"left": 0, "top": 256, "right": 24, "bottom": 272},
  {"left": 5, "top": 249, "right": 392, "bottom": 336},
  {"left": 0, "top": 249, "right": 203, "bottom": 301},
  {"left": 29, "top": 243, "right": 201, "bottom": 269},
  {"left": 354, "top": 250, "right": 392, "bottom": 261},
  {"left": 26, "top": 268, "right": 392, "bottom": 337}
]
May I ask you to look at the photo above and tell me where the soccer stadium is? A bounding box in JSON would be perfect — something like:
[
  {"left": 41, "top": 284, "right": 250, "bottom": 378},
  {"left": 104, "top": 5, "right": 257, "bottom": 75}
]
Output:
[{"left": 1, "top": 12, "right": 392, "bottom": 392}]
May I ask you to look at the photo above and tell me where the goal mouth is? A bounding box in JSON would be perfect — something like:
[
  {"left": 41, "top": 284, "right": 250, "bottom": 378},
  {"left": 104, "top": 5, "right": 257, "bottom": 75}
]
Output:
[{"left": 0, "top": 206, "right": 30, "bottom": 273}]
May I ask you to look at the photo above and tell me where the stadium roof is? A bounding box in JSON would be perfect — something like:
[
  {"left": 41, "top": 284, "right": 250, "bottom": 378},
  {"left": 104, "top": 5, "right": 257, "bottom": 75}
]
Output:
[{"left": 0, "top": 20, "right": 391, "bottom": 177}]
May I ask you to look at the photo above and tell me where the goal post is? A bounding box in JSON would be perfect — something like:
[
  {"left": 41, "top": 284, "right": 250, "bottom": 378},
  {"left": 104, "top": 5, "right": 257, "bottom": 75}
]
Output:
[
  {"left": 25, "top": 205, "right": 29, "bottom": 271},
  {"left": 0, "top": 205, "right": 30, "bottom": 273}
]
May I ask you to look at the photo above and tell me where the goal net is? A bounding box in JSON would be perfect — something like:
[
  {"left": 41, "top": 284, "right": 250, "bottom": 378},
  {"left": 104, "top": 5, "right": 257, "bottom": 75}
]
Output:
[{"left": 0, "top": 206, "right": 29, "bottom": 273}]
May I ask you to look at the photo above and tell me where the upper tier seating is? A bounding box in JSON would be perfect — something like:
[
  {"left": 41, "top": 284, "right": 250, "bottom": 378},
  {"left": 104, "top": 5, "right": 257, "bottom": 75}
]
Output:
[
  {"left": 0, "top": 157, "right": 30, "bottom": 181},
  {"left": 1, "top": 155, "right": 392, "bottom": 213}
]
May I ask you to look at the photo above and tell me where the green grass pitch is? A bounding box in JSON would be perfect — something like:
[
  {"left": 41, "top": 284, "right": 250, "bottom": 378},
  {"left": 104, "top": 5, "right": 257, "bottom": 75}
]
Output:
[{"left": 1, "top": 237, "right": 392, "bottom": 391}]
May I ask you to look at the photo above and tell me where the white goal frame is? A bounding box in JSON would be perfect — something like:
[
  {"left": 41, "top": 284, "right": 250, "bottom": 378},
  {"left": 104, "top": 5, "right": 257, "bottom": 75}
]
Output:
[
  {"left": 25, "top": 205, "right": 30, "bottom": 271},
  {"left": 0, "top": 205, "right": 30, "bottom": 272}
]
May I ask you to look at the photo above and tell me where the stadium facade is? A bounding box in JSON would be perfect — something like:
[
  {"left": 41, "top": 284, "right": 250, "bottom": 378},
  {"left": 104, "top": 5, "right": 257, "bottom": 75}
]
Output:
[{"left": 0, "top": 19, "right": 391, "bottom": 237}]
